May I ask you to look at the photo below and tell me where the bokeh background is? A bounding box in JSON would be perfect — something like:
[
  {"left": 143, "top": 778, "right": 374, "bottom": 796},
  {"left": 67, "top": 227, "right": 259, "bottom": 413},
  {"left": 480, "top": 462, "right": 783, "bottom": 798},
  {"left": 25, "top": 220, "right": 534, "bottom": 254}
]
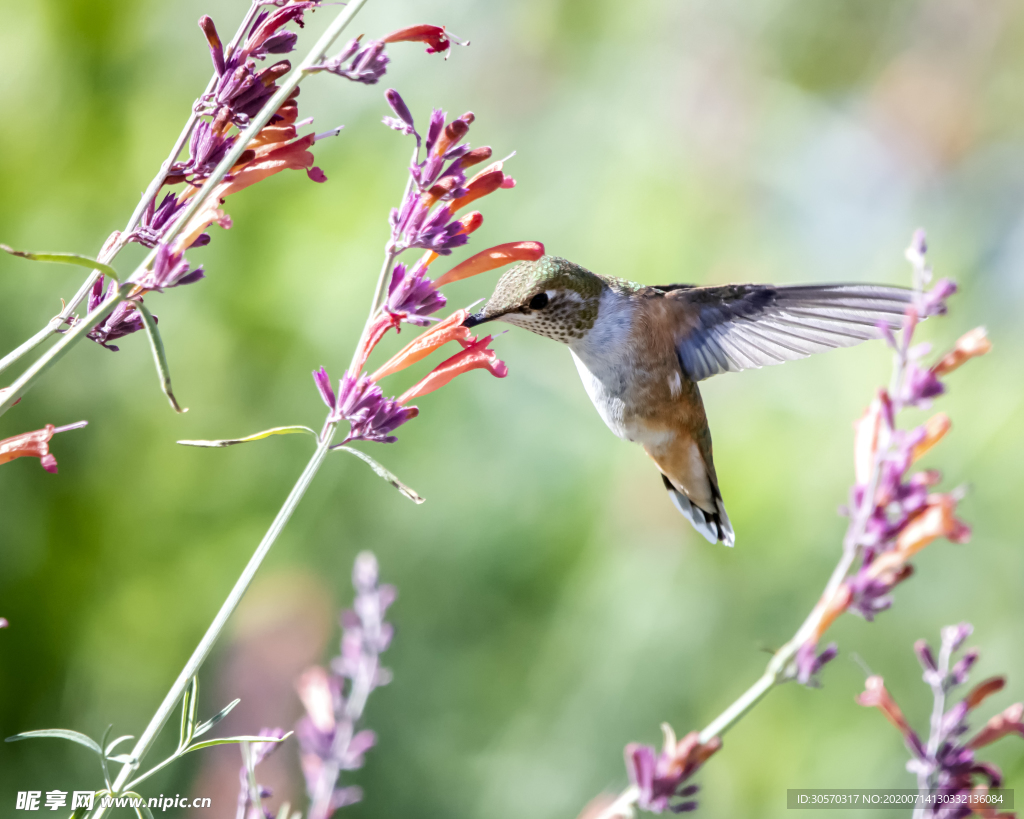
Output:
[{"left": 1, "top": 0, "right": 1022, "bottom": 816}]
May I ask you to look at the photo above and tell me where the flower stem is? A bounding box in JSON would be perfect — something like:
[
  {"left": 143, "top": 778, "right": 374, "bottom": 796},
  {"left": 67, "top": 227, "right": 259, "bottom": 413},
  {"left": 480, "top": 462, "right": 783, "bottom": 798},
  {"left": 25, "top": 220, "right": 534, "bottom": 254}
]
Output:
[
  {"left": 92, "top": 429, "right": 336, "bottom": 818},
  {"left": 0, "top": 0, "right": 372, "bottom": 417}
]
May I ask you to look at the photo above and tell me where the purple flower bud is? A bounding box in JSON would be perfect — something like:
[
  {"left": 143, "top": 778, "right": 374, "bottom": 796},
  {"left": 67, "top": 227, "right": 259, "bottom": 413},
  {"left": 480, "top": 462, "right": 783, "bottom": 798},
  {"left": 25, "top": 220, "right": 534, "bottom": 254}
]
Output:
[
  {"left": 311, "top": 40, "right": 389, "bottom": 84},
  {"left": 385, "top": 88, "right": 416, "bottom": 133},
  {"left": 950, "top": 649, "right": 979, "bottom": 686},
  {"left": 942, "top": 622, "right": 973, "bottom": 653},
  {"left": 313, "top": 366, "right": 336, "bottom": 410},
  {"left": 795, "top": 641, "right": 838, "bottom": 687},
  {"left": 914, "top": 639, "right": 937, "bottom": 673},
  {"left": 425, "top": 108, "right": 445, "bottom": 155},
  {"left": 353, "top": 550, "right": 379, "bottom": 592}
]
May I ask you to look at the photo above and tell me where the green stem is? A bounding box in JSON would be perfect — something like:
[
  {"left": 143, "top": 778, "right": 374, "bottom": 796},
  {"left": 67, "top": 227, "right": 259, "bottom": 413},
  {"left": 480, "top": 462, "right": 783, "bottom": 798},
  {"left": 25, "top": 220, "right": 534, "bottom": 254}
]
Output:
[
  {"left": 1, "top": 0, "right": 371, "bottom": 416},
  {"left": 92, "top": 430, "right": 336, "bottom": 818}
]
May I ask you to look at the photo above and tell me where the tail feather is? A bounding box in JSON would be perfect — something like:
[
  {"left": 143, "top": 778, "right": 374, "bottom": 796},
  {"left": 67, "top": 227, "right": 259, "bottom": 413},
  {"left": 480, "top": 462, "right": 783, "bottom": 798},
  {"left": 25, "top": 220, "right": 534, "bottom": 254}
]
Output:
[{"left": 661, "top": 474, "right": 735, "bottom": 547}]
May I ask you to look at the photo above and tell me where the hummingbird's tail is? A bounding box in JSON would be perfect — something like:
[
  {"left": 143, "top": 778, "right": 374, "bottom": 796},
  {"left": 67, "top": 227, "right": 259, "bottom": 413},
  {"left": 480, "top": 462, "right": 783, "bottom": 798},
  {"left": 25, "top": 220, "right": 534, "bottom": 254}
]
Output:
[{"left": 661, "top": 474, "right": 735, "bottom": 547}]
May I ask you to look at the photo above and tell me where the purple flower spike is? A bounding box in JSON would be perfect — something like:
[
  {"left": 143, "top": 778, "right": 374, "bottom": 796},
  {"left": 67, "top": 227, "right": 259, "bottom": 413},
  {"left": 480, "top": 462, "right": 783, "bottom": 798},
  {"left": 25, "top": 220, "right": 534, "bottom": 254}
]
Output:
[
  {"left": 76, "top": 277, "right": 149, "bottom": 352},
  {"left": 314, "top": 367, "right": 337, "bottom": 410},
  {"left": 385, "top": 261, "right": 447, "bottom": 325},
  {"left": 919, "top": 278, "right": 957, "bottom": 317},
  {"left": 296, "top": 552, "right": 395, "bottom": 818}
]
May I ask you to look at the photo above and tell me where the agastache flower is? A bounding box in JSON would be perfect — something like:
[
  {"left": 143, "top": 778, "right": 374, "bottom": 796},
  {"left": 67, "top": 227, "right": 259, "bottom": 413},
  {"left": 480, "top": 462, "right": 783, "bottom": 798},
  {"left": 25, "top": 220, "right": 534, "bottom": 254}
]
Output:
[
  {"left": 0, "top": 421, "right": 87, "bottom": 474},
  {"left": 858, "top": 626, "right": 1023, "bottom": 817},
  {"left": 624, "top": 724, "right": 721, "bottom": 814},
  {"left": 296, "top": 552, "right": 395, "bottom": 818},
  {"left": 200, "top": 6, "right": 313, "bottom": 127}
]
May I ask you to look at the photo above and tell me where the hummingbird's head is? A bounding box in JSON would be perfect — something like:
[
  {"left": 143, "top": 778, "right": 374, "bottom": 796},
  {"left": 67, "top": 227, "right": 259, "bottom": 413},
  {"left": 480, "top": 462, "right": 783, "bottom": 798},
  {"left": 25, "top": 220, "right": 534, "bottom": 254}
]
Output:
[{"left": 463, "top": 255, "right": 604, "bottom": 343}]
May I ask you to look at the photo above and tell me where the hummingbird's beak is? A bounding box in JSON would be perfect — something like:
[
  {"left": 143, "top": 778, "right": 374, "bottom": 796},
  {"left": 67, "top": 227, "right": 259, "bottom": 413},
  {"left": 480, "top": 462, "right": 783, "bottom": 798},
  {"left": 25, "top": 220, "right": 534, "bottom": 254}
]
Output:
[{"left": 462, "top": 311, "right": 493, "bottom": 328}]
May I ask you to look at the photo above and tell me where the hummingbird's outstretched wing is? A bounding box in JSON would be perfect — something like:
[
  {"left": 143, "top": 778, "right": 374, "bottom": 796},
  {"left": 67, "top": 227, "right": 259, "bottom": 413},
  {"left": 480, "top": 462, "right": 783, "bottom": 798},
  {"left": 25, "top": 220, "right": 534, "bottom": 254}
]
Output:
[{"left": 662, "top": 284, "right": 913, "bottom": 382}]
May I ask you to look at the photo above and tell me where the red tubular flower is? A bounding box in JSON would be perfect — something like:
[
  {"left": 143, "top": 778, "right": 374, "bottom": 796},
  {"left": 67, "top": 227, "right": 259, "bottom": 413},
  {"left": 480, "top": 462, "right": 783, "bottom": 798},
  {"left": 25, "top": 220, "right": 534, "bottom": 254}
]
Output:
[
  {"left": 0, "top": 421, "right": 88, "bottom": 474},
  {"left": 968, "top": 703, "right": 1024, "bottom": 749},
  {"left": 398, "top": 335, "right": 508, "bottom": 403},
  {"left": 857, "top": 676, "right": 927, "bottom": 758},
  {"left": 382, "top": 24, "right": 454, "bottom": 55},
  {"left": 432, "top": 241, "right": 545, "bottom": 288},
  {"left": 370, "top": 309, "right": 475, "bottom": 380}
]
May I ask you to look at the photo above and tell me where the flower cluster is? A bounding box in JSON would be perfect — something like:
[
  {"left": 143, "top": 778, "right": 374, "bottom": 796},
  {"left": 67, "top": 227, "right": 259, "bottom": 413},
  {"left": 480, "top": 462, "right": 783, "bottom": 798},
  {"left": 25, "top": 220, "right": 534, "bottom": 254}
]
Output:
[
  {"left": 0, "top": 421, "right": 88, "bottom": 474},
  {"left": 310, "top": 93, "right": 543, "bottom": 446},
  {"left": 295, "top": 552, "right": 394, "bottom": 817},
  {"left": 625, "top": 725, "right": 721, "bottom": 814},
  {"left": 858, "top": 624, "right": 1023, "bottom": 818},
  {"left": 308, "top": 25, "right": 464, "bottom": 84},
  {"left": 90, "top": 11, "right": 461, "bottom": 355},
  {"left": 383, "top": 89, "right": 514, "bottom": 254},
  {"left": 792, "top": 234, "right": 990, "bottom": 687},
  {"left": 235, "top": 727, "right": 288, "bottom": 819}
]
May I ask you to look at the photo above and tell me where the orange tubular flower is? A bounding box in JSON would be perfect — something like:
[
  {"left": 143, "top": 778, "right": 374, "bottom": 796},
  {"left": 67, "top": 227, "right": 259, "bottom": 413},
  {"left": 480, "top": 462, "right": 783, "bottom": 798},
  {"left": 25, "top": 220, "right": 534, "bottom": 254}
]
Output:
[
  {"left": 398, "top": 335, "right": 508, "bottom": 404},
  {"left": 911, "top": 413, "right": 951, "bottom": 463},
  {"left": 895, "top": 493, "right": 970, "bottom": 557},
  {"left": 370, "top": 310, "right": 475, "bottom": 381},
  {"left": 933, "top": 327, "right": 992, "bottom": 376},
  {"left": 0, "top": 421, "right": 87, "bottom": 474},
  {"left": 432, "top": 242, "right": 545, "bottom": 288}
]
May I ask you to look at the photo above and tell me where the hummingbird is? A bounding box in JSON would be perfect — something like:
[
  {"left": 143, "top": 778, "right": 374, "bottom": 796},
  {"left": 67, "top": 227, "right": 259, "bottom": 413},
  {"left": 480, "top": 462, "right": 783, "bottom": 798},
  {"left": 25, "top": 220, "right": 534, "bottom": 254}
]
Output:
[{"left": 463, "top": 256, "right": 913, "bottom": 547}]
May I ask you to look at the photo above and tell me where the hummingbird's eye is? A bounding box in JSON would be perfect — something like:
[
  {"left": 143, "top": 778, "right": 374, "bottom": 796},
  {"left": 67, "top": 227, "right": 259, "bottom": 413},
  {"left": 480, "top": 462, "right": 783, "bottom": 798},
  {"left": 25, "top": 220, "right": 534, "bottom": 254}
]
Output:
[{"left": 529, "top": 292, "right": 549, "bottom": 310}]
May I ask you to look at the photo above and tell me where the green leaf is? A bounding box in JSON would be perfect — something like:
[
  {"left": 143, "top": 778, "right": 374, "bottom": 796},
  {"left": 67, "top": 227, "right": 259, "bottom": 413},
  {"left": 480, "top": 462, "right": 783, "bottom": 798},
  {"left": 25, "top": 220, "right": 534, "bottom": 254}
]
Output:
[
  {"left": 183, "top": 731, "right": 292, "bottom": 754},
  {"left": 137, "top": 301, "right": 187, "bottom": 414},
  {"left": 193, "top": 697, "right": 240, "bottom": 738},
  {"left": 0, "top": 244, "right": 120, "bottom": 281},
  {"left": 124, "top": 792, "right": 155, "bottom": 819},
  {"left": 336, "top": 445, "right": 425, "bottom": 503},
  {"left": 5, "top": 728, "right": 102, "bottom": 756},
  {"left": 98, "top": 724, "right": 114, "bottom": 788},
  {"left": 105, "top": 734, "right": 134, "bottom": 757},
  {"left": 178, "top": 676, "right": 199, "bottom": 751},
  {"left": 178, "top": 426, "right": 318, "bottom": 448}
]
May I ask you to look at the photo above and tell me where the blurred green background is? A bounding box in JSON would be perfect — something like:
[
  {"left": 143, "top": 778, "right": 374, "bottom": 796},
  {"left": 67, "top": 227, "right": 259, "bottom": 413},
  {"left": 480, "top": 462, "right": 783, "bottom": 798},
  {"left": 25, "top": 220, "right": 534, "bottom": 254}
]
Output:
[{"left": 1, "top": 0, "right": 1022, "bottom": 816}]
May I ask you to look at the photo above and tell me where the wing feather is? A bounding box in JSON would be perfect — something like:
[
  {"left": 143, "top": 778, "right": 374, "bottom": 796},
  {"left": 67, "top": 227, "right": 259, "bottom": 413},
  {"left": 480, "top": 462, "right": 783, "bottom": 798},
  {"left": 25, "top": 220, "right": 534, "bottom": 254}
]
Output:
[{"left": 669, "top": 284, "right": 911, "bottom": 381}]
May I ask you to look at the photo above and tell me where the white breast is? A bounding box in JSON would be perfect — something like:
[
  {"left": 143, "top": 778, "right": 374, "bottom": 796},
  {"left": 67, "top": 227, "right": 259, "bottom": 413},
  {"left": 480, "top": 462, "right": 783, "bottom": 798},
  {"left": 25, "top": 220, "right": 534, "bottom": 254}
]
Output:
[{"left": 568, "top": 291, "right": 641, "bottom": 442}]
